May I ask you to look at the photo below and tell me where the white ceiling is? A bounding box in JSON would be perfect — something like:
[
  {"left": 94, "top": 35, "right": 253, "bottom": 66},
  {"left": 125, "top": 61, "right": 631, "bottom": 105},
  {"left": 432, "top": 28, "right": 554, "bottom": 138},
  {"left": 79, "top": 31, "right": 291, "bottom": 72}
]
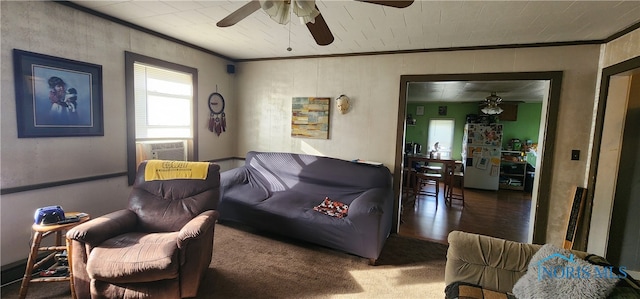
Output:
[
  {"left": 70, "top": 0, "right": 640, "bottom": 61},
  {"left": 67, "top": 0, "right": 639, "bottom": 103},
  {"left": 407, "top": 80, "right": 550, "bottom": 103}
]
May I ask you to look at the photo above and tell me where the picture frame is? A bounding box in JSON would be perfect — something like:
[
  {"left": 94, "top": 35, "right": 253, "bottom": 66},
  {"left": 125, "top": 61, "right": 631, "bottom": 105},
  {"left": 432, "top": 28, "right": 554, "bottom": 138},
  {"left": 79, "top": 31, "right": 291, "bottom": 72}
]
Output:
[
  {"left": 13, "top": 49, "right": 103, "bottom": 138},
  {"left": 291, "top": 97, "right": 330, "bottom": 139},
  {"left": 476, "top": 157, "right": 489, "bottom": 170},
  {"left": 416, "top": 106, "right": 424, "bottom": 116}
]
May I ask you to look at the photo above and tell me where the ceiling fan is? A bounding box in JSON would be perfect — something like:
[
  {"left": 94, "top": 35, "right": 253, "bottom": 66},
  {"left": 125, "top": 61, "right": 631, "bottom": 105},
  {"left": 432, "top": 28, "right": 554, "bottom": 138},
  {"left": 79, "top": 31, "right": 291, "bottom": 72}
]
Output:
[
  {"left": 216, "top": 0, "right": 414, "bottom": 46},
  {"left": 480, "top": 92, "right": 504, "bottom": 115}
]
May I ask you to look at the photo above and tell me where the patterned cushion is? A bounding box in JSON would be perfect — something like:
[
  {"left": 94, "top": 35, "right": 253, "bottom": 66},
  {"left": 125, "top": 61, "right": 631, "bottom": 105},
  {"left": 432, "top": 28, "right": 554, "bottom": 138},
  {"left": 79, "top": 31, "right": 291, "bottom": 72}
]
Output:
[
  {"left": 445, "top": 281, "right": 516, "bottom": 299},
  {"left": 313, "top": 197, "right": 349, "bottom": 218}
]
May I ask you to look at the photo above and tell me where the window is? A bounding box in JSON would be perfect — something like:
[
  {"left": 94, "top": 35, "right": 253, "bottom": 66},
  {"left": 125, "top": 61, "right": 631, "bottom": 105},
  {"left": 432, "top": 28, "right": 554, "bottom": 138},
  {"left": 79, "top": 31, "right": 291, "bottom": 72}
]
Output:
[
  {"left": 125, "top": 52, "right": 198, "bottom": 185},
  {"left": 427, "top": 119, "right": 454, "bottom": 159},
  {"left": 134, "top": 63, "right": 193, "bottom": 139}
]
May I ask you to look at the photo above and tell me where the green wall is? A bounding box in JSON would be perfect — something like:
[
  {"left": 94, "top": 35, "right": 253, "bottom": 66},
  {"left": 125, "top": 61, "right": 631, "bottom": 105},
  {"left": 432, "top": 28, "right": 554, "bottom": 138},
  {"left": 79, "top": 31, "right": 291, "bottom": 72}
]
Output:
[
  {"left": 405, "top": 102, "right": 542, "bottom": 162},
  {"left": 405, "top": 102, "right": 475, "bottom": 160},
  {"left": 500, "top": 103, "right": 542, "bottom": 146},
  {"left": 500, "top": 103, "right": 542, "bottom": 166}
]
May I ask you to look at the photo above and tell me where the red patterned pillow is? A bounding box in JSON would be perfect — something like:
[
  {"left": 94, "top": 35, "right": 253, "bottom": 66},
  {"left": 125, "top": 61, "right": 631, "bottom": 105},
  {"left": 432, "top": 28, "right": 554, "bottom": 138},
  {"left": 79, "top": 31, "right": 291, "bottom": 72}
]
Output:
[{"left": 313, "top": 197, "right": 349, "bottom": 218}]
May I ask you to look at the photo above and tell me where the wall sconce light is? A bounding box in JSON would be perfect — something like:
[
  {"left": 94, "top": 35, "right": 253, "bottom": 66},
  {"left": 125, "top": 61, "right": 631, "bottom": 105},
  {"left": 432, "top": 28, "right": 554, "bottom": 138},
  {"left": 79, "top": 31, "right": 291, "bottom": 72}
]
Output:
[{"left": 336, "top": 94, "right": 350, "bottom": 114}]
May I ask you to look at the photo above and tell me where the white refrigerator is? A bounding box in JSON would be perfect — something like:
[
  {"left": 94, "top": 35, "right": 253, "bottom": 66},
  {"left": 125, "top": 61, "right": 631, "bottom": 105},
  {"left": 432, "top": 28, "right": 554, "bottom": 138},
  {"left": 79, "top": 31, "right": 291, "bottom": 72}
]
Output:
[{"left": 462, "top": 123, "right": 503, "bottom": 190}]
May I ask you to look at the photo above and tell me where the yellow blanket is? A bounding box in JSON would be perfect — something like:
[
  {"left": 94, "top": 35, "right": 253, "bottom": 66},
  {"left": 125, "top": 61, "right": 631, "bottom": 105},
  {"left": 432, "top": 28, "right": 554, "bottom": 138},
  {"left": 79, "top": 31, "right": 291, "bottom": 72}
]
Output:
[{"left": 144, "top": 160, "right": 209, "bottom": 181}]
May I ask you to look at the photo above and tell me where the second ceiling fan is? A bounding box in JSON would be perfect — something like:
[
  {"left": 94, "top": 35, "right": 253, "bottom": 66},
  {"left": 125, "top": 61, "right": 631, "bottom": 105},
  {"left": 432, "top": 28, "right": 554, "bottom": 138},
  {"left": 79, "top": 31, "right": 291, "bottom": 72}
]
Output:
[{"left": 216, "top": 0, "right": 414, "bottom": 46}]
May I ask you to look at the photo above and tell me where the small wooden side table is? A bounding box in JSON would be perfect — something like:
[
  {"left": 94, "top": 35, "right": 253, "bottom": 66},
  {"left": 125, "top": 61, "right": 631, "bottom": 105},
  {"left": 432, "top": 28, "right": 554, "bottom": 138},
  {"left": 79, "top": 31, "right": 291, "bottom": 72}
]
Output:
[{"left": 19, "top": 212, "right": 90, "bottom": 299}]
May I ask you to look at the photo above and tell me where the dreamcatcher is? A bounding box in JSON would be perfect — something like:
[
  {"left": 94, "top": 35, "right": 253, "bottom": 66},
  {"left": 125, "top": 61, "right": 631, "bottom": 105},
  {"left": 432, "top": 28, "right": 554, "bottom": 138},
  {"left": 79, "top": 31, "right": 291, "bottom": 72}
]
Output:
[{"left": 208, "top": 91, "right": 226, "bottom": 136}]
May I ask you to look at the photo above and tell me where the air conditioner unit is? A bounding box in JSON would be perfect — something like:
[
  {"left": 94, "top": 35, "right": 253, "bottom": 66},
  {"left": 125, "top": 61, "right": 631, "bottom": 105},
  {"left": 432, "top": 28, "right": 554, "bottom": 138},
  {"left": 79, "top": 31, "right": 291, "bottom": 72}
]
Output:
[{"left": 139, "top": 140, "right": 187, "bottom": 161}]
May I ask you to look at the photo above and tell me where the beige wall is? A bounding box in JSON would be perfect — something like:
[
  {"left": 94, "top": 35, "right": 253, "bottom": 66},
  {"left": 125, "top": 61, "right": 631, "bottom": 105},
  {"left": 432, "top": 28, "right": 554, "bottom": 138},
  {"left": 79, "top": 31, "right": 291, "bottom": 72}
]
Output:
[
  {"left": 588, "top": 27, "right": 640, "bottom": 255},
  {"left": 236, "top": 46, "right": 605, "bottom": 247},
  {"left": 603, "top": 28, "right": 640, "bottom": 68},
  {"left": 0, "top": 2, "right": 235, "bottom": 265}
]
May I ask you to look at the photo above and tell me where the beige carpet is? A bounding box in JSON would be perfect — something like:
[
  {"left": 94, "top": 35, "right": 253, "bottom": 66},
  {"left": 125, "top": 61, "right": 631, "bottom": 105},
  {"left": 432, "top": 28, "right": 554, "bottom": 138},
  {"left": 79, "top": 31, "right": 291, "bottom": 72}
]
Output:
[{"left": 2, "top": 223, "right": 449, "bottom": 299}]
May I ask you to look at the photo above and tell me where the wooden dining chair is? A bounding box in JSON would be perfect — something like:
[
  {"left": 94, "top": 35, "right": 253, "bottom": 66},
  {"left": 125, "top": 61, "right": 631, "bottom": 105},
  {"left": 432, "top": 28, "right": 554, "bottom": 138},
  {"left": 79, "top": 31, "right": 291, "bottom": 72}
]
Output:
[
  {"left": 414, "top": 168, "right": 442, "bottom": 208},
  {"left": 444, "top": 162, "right": 465, "bottom": 206}
]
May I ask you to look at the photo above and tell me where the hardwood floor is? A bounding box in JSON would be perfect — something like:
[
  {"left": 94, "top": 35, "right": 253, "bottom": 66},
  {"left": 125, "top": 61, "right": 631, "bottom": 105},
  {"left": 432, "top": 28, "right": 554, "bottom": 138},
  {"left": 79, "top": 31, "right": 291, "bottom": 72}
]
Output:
[{"left": 399, "top": 182, "right": 532, "bottom": 244}]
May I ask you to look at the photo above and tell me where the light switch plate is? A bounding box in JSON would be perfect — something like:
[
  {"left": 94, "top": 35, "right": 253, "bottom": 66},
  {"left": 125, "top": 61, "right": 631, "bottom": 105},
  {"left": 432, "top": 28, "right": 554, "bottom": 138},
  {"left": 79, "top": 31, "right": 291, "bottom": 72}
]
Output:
[{"left": 571, "top": 150, "right": 580, "bottom": 161}]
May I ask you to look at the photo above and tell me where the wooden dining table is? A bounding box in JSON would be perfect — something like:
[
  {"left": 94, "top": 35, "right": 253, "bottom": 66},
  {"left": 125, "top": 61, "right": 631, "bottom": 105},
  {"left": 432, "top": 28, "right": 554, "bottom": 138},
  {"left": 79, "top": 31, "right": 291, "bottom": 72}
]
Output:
[{"left": 406, "top": 154, "right": 459, "bottom": 170}]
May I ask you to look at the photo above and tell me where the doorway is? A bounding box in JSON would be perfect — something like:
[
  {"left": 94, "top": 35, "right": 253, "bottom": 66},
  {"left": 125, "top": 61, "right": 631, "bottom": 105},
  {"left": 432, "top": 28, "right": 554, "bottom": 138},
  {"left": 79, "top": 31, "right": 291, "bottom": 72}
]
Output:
[
  {"left": 587, "top": 56, "right": 640, "bottom": 277},
  {"left": 392, "top": 72, "right": 564, "bottom": 244}
]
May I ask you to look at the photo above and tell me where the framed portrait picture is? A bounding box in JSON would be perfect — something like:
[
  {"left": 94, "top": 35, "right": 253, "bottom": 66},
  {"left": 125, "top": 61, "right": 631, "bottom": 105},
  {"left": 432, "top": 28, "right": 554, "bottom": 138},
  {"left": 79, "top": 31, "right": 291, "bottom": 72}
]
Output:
[{"left": 13, "top": 49, "right": 103, "bottom": 138}]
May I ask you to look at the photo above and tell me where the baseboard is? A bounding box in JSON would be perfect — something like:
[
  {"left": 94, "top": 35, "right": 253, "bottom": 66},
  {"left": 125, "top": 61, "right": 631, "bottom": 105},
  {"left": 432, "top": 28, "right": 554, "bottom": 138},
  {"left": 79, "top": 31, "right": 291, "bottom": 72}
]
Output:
[
  {"left": 1, "top": 258, "right": 28, "bottom": 286},
  {"left": 1, "top": 253, "right": 55, "bottom": 286}
]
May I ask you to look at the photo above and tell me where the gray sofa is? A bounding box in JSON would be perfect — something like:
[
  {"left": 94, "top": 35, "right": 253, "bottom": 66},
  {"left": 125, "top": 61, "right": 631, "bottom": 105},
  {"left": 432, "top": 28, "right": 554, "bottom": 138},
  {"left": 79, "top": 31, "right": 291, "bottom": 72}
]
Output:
[{"left": 218, "top": 151, "right": 394, "bottom": 263}]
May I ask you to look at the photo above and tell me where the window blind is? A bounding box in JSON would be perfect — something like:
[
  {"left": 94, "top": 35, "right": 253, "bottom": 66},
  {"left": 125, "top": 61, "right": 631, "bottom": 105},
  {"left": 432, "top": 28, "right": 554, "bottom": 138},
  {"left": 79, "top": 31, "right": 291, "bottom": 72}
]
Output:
[{"left": 134, "top": 63, "right": 193, "bottom": 139}]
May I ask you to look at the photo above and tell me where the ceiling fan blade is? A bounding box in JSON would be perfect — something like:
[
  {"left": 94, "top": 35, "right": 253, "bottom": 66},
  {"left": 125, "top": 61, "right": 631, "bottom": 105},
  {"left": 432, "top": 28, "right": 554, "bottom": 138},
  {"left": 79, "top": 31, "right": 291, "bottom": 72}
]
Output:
[
  {"left": 306, "top": 9, "right": 334, "bottom": 46},
  {"left": 216, "top": 0, "right": 261, "bottom": 27},
  {"left": 355, "top": 0, "right": 414, "bottom": 8}
]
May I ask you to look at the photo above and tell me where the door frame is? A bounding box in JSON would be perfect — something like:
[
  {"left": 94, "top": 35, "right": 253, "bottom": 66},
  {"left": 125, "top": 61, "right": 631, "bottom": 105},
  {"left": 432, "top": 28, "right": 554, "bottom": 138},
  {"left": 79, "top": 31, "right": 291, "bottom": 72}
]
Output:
[
  {"left": 392, "top": 71, "right": 563, "bottom": 244},
  {"left": 585, "top": 56, "right": 640, "bottom": 255}
]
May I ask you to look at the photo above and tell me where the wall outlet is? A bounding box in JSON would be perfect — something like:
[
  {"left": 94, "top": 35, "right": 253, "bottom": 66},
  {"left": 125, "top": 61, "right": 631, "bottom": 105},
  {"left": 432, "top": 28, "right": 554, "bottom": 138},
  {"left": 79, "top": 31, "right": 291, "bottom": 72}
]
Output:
[{"left": 571, "top": 150, "right": 580, "bottom": 160}]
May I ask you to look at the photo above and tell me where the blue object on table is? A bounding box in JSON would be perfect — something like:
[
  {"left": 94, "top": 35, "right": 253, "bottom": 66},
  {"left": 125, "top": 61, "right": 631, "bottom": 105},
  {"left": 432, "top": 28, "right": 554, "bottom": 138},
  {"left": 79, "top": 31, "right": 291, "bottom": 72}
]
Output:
[{"left": 34, "top": 206, "right": 65, "bottom": 225}]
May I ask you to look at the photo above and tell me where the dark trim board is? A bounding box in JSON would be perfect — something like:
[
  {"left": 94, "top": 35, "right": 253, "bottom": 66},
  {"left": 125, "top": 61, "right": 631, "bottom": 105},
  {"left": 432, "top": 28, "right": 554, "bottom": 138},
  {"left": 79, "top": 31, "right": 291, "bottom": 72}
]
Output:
[
  {"left": 237, "top": 41, "right": 603, "bottom": 62},
  {"left": 207, "top": 157, "right": 246, "bottom": 163},
  {"left": 0, "top": 158, "right": 239, "bottom": 195},
  {"left": 0, "top": 172, "right": 127, "bottom": 195},
  {"left": 603, "top": 21, "right": 640, "bottom": 43}
]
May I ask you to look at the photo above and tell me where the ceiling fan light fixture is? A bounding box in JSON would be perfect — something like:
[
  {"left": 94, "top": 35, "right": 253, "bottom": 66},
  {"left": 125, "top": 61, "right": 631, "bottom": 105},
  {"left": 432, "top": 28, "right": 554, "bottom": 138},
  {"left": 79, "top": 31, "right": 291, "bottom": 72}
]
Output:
[
  {"left": 293, "top": 0, "right": 319, "bottom": 24},
  {"left": 260, "top": 0, "right": 318, "bottom": 25},
  {"left": 260, "top": 0, "right": 291, "bottom": 24},
  {"left": 481, "top": 92, "right": 504, "bottom": 115},
  {"left": 481, "top": 106, "right": 504, "bottom": 115},
  {"left": 485, "top": 92, "right": 502, "bottom": 104}
]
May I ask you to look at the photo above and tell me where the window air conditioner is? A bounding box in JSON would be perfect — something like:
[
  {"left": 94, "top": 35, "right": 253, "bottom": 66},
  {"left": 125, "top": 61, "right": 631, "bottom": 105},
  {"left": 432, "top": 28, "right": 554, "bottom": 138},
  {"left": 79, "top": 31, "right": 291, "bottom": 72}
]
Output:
[{"left": 140, "top": 141, "right": 187, "bottom": 161}]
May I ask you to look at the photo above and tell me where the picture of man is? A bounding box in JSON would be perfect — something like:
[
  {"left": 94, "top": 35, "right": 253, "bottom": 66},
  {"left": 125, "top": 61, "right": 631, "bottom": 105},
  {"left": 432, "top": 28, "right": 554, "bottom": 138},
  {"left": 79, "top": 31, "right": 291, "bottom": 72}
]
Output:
[
  {"left": 32, "top": 67, "right": 92, "bottom": 127},
  {"left": 13, "top": 49, "right": 102, "bottom": 137},
  {"left": 48, "top": 76, "right": 73, "bottom": 122}
]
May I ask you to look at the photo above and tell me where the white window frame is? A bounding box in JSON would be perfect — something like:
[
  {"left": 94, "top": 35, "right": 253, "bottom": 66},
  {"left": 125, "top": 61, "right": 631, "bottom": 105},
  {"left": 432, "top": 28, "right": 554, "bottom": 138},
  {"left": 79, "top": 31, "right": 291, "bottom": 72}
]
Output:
[
  {"left": 133, "top": 63, "right": 194, "bottom": 139},
  {"left": 427, "top": 118, "right": 455, "bottom": 159}
]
